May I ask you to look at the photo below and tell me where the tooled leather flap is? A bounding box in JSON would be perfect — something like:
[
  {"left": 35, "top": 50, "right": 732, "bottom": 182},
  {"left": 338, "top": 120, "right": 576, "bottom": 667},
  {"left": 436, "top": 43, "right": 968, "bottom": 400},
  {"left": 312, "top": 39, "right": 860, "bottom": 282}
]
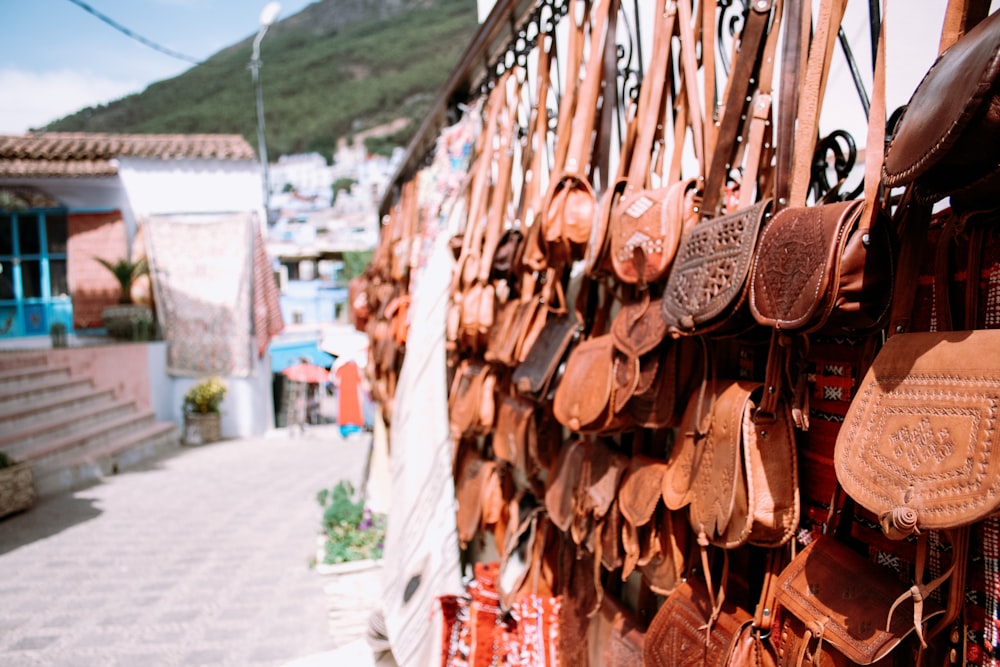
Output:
[
  {"left": 774, "top": 536, "right": 944, "bottom": 665},
  {"left": 611, "top": 295, "right": 668, "bottom": 359},
  {"left": 618, "top": 455, "right": 669, "bottom": 528},
  {"left": 688, "top": 380, "right": 757, "bottom": 549},
  {"left": 835, "top": 329, "right": 1000, "bottom": 535},
  {"left": 610, "top": 178, "right": 698, "bottom": 285},
  {"left": 883, "top": 10, "right": 1000, "bottom": 191},
  {"left": 662, "top": 199, "right": 771, "bottom": 335},
  {"left": 553, "top": 335, "right": 616, "bottom": 432},
  {"left": 643, "top": 578, "right": 752, "bottom": 667},
  {"left": 749, "top": 199, "right": 862, "bottom": 331},
  {"left": 543, "top": 439, "right": 588, "bottom": 533}
]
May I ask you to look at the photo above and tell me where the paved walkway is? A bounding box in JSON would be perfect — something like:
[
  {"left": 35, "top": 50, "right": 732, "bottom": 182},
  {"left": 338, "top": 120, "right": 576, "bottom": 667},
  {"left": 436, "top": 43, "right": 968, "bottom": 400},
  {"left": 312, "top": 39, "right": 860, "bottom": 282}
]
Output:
[{"left": 0, "top": 424, "right": 387, "bottom": 667}]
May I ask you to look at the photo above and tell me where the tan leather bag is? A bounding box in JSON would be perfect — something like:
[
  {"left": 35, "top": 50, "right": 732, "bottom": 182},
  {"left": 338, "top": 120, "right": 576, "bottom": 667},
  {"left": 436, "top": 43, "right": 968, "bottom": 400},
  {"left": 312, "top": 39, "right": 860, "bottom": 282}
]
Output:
[
  {"left": 773, "top": 536, "right": 944, "bottom": 666},
  {"left": 541, "top": 0, "right": 616, "bottom": 265},
  {"left": 684, "top": 380, "right": 799, "bottom": 550},
  {"left": 643, "top": 578, "right": 753, "bottom": 667},
  {"left": 834, "top": 328, "right": 1000, "bottom": 538},
  {"left": 447, "top": 358, "right": 496, "bottom": 441}
]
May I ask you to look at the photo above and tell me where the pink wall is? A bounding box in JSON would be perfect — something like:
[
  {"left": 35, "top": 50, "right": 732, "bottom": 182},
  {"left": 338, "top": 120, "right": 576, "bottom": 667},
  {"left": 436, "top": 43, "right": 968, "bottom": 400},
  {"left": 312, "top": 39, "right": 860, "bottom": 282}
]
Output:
[{"left": 0, "top": 345, "right": 152, "bottom": 411}]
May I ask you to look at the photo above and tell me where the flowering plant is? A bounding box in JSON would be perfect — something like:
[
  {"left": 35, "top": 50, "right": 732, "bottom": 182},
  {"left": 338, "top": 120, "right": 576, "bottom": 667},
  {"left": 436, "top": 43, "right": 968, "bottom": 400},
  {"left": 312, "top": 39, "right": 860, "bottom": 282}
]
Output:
[
  {"left": 183, "top": 377, "right": 227, "bottom": 414},
  {"left": 316, "top": 481, "right": 385, "bottom": 564}
]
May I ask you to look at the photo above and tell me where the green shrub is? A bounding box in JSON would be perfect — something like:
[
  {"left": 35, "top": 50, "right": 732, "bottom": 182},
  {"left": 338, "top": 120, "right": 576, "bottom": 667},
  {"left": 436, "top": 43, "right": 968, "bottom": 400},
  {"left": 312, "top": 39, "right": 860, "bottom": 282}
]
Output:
[{"left": 316, "top": 481, "right": 385, "bottom": 564}]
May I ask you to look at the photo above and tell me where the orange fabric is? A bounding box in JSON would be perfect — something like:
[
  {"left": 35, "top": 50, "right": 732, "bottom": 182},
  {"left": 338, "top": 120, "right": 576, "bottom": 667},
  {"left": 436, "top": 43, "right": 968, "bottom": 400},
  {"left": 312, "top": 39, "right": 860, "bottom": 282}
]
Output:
[{"left": 334, "top": 361, "right": 364, "bottom": 427}]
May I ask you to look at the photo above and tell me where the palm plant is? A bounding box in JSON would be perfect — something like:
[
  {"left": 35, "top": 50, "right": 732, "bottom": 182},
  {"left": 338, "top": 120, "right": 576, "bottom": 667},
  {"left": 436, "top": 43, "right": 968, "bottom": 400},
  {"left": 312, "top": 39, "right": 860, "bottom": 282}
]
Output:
[{"left": 94, "top": 256, "right": 149, "bottom": 305}]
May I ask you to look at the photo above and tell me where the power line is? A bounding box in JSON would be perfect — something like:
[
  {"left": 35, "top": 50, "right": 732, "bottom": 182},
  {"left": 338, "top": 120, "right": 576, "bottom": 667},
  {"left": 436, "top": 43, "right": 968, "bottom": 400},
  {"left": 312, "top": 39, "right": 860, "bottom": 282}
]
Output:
[{"left": 65, "top": 0, "right": 203, "bottom": 65}]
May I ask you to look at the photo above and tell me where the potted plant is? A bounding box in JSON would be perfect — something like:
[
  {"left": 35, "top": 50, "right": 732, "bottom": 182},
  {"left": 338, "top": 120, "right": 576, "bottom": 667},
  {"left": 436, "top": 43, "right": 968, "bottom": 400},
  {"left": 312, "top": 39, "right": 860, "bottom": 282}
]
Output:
[
  {"left": 0, "top": 451, "right": 36, "bottom": 518},
  {"left": 182, "top": 377, "right": 227, "bottom": 446},
  {"left": 95, "top": 255, "right": 154, "bottom": 340}
]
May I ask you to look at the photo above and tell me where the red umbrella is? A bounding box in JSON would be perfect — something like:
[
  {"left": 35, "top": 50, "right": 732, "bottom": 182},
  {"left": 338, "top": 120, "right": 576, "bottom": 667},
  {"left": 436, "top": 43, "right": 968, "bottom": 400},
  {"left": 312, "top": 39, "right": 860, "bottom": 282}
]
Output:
[{"left": 281, "top": 361, "right": 330, "bottom": 384}]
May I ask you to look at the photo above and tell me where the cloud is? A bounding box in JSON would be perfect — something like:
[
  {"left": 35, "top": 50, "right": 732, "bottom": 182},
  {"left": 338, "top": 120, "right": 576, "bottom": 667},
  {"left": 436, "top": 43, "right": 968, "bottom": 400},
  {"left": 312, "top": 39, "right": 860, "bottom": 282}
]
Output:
[{"left": 0, "top": 68, "right": 142, "bottom": 134}]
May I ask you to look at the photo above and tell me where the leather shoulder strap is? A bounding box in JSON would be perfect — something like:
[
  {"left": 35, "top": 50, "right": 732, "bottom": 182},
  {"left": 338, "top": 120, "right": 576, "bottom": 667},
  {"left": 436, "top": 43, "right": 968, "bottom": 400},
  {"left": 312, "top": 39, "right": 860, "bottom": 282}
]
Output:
[{"left": 700, "top": 0, "right": 775, "bottom": 217}]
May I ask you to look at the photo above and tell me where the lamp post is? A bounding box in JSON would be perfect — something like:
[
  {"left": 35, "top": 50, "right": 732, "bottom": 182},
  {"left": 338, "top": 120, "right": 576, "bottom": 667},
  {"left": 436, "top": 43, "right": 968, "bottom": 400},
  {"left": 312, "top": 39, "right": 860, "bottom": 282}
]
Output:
[{"left": 251, "top": 2, "right": 281, "bottom": 223}]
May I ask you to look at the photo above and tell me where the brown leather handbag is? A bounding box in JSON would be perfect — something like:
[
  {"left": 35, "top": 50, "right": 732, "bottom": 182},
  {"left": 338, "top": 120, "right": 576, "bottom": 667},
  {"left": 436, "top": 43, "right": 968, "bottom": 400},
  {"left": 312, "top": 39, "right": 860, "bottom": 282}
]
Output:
[
  {"left": 644, "top": 577, "right": 753, "bottom": 667},
  {"left": 773, "top": 536, "right": 944, "bottom": 666},
  {"left": 661, "top": 199, "right": 773, "bottom": 338},
  {"left": 447, "top": 358, "right": 496, "bottom": 441},
  {"left": 748, "top": 198, "right": 895, "bottom": 336},
  {"left": 882, "top": 6, "right": 1000, "bottom": 212},
  {"left": 749, "top": 4, "right": 894, "bottom": 337},
  {"left": 541, "top": 0, "right": 616, "bottom": 265},
  {"left": 834, "top": 328, "right": 1000, "bottom": 538},
  {"left": 684, "top": 379, "right": 799, "bottom": 550}
]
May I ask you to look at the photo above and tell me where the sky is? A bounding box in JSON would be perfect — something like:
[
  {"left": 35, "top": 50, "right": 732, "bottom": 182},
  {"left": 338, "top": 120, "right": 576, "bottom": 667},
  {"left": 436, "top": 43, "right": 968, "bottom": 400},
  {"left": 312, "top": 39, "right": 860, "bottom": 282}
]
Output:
[
  {"left": 0, "top": 0, "right": 991, "bottom": 137},
  {"left": 0, "top": 0, "right": 316, "bottom": 134}
]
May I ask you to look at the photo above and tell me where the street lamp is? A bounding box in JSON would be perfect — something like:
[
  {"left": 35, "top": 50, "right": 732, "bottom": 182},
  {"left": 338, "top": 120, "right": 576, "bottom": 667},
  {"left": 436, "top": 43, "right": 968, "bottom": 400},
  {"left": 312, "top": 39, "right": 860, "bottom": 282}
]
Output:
[{"left": 251, "top": 2, "right": 281, "bottom": 223}]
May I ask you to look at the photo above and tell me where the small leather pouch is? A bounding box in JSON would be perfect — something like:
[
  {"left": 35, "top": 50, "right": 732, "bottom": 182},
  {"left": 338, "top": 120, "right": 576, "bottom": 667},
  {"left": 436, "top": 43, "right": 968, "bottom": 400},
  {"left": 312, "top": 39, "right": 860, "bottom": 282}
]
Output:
[
  {"left": 883, "top": 9, "right": 1000, "bottom": 212},
  {"left": 644, "top": 578, "right": 753, "bottom": 667},
  {"left": 610, "top": 178, "right": 700, "bottom": 285},
  {"left": 447, "top": 358, "right": 496, "bottom": 441},
  {"left": 512, "top": 309, "right": 581, "bottom": 401},
  {"left": 749, "top": 198, "right": 895, "bottom": 336},
  {"left": 834, "top": 328, "right": 1000, "bottom": 537},
  {"left": 773, "top": 536, "right": 944, "bottom": 665},
  {"left": 662, "top": 199, "right": 772, "bottom": 337},
  {"left": 552, "top": 334, "right": 628, "bottom": 434},
  {"left": 493, "top": 391, "right": 537, "bottom": 474}
]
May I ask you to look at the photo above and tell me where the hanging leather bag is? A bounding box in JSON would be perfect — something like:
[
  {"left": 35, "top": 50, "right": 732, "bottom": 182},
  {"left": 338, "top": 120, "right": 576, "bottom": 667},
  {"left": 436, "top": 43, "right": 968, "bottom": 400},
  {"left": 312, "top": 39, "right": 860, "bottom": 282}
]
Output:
[
  {"left": 749, "top": 0, "right": 894, "bottom": 337},
  {"left": 660, "top": 0, "right": 777, "bottom": 338},
  {"left": 882, "top": 3, "right": 1000, "bottom": 213}
]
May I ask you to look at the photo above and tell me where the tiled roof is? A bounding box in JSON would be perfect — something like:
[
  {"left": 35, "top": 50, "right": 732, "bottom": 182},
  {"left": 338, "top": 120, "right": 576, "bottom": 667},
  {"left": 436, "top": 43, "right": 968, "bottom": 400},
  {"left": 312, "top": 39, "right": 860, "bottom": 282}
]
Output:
[{"left": 0, "top": 132, "right": 258, "bottom": 178}]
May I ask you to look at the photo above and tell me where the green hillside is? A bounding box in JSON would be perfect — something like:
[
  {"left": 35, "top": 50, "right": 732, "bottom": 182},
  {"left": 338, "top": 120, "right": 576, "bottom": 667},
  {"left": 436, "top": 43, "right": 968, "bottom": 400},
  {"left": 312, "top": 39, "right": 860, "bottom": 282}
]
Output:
[{"left": 44, "top": 0, "right": 480, "bottom": 161}]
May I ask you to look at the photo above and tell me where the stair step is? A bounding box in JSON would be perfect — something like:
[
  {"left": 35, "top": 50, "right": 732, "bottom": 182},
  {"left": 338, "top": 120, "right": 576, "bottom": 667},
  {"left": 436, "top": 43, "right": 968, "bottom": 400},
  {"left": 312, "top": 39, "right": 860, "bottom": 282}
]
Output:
[
  {"left": 0, "top": 394, "right": 134, "bottom": 451},
  {"left": 0, "top": 365, "right": 72, "bottom": 392},
  {"left": 8, "top": 409, "right": 160, "bottom": 473},
  {"left": 0, "top": 384, "right": 115, "bottom": 427},
  {"left": 33, "top": 421, "right": 180, "bottom": 497},
  {"left": 0, "top": 376, "right": 93, "bottom": 411}
]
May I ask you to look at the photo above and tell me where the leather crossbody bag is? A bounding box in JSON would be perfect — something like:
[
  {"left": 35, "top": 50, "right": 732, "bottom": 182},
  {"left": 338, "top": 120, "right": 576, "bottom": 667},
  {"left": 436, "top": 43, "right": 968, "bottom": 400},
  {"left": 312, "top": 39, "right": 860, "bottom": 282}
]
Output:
[
  {"left": 882, "top": 3, "right": 1000, "bottom": 213},
  {"left": 749, "top": 0, "right": 894, "bottom": 337},
  {"left": 773, "top": 536, "right": 945, "bottom": 666}
]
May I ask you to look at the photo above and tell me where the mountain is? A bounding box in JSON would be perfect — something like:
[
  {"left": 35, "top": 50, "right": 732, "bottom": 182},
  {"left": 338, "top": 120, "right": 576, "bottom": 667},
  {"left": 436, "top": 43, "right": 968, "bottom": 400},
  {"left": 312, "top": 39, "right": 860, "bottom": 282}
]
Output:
[{"left": 43, "top": 0, "right": 480, "bottom": 161}]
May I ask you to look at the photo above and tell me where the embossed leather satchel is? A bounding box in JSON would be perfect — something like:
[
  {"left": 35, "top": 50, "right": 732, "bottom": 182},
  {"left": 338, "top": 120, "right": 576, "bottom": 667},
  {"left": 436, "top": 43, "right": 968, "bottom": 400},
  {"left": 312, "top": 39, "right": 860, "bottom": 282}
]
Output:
[
  {"left": 834, "top": 328, "right": 1000, "bottom": 537},
  {"left": 773, "top": 536, "right": 944, "bottom": 666},
  {"left": 748, "top": 198, "right": 895, "bottom": 336},
  {"left": 749, "top": 1, "right": 894, "bottom": 337},
  {"left": 662, "top": 199, "right": 773, "bottom": 337},
  {"left": 644, "top": 577, "right": 753, "bottom": 667}
]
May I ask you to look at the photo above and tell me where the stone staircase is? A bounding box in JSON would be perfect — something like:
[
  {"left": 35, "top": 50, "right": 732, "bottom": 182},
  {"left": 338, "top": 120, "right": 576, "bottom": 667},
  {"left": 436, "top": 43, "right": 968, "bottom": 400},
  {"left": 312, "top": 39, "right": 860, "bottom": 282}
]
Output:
[{"left": 0, "top": 358, "right": 179, "bottom": 498}]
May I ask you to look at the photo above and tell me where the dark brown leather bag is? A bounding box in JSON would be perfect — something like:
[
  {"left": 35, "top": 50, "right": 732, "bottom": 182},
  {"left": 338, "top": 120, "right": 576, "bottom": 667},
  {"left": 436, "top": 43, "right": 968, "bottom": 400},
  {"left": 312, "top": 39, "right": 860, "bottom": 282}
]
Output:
[
  {"left": 512, "top": 308, "right": 581, "bottom": 401},
  {"left": 661, "top": 199, "right": 773, "bottom": 337},
  {"left": 883, "top": 7, "right": 1000, "bottom": 212},
  {"left": 748, "top": 198, "right": 895, "bottom": 335}
]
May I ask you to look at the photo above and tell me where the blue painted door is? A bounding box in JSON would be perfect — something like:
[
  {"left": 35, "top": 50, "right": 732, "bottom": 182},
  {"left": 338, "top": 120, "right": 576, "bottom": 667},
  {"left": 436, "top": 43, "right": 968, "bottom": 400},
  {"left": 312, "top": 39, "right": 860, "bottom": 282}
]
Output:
[{"left": 0, "top": 210, "right": 72, "bottom": 338}]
